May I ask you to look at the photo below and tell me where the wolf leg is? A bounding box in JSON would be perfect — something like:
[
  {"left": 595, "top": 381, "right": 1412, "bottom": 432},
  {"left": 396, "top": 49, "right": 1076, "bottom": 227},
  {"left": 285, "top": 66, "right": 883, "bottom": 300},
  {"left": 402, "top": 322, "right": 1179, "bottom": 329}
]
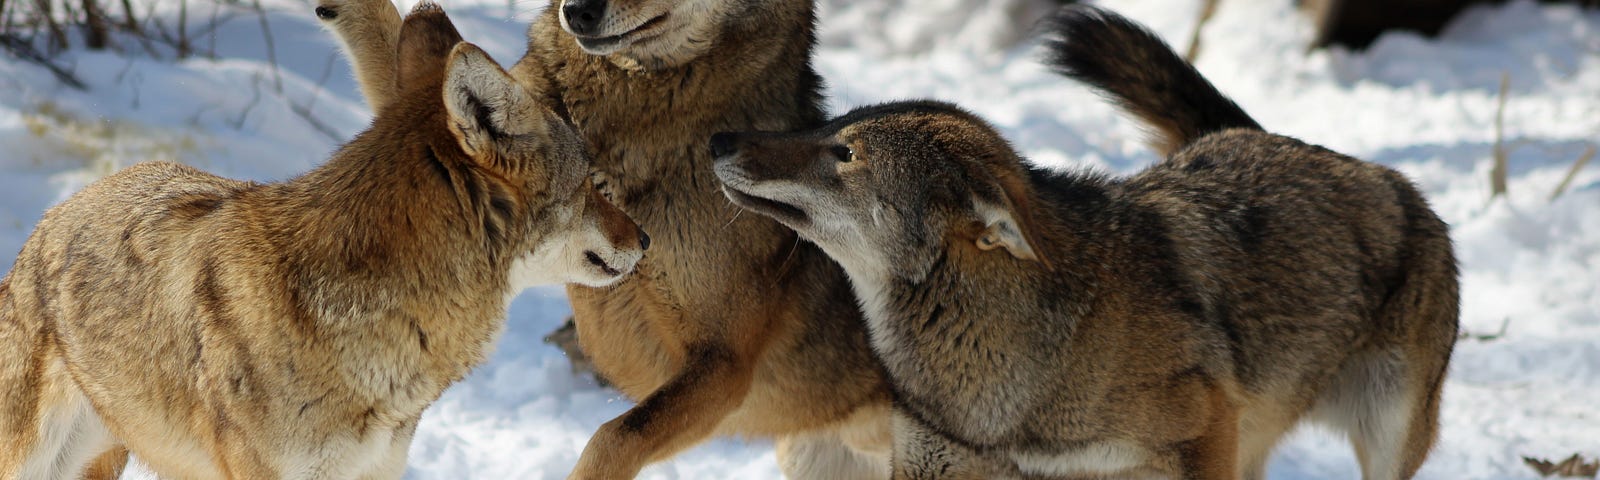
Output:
[
  {"left": 567, "top": 345, "right": 756, "bottom": 480},
  {"left": 889, "top": 410, "right": 1010, "bottom": 480},
  {"left": 314, "top": 0, "right": 403, "bottom": 111},
  {"left": 1, "top": 358, "right": 119, "bottom": 480},
  {"left": 81, "top": 446, "right": 129, "bottom": 480},
  {"left": 1177, "top": 385, "right": 1239, "bottom": 480},
  {"left": 777, "top": 428, "right": 890, "bottom": 480},
  {"left": 357, "top": 414, "right": 418, "bottom": 480},
  {"left": 1313, "top": 347, "right": 1444, "bottom": 480}
]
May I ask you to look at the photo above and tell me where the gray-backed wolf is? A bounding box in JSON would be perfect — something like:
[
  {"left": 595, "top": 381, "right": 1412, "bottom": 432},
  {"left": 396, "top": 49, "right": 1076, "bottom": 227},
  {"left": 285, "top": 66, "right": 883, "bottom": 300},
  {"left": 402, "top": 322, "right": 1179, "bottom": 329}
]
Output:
[
  {"left": 711, "top": 5, "right": 1459, "bottom": 479},
  {"left": 316, "top": 0, "right": 895, "bottom": 477},
  {"left": 0, "top": 5, "right": 645, "bottom": 478}
]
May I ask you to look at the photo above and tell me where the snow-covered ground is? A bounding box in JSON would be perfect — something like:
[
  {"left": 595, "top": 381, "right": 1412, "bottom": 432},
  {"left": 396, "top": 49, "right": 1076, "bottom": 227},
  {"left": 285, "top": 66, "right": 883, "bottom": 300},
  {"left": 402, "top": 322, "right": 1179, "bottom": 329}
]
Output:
[{"left": 1, "top": 0, "right": 1596, "bottom": 478}]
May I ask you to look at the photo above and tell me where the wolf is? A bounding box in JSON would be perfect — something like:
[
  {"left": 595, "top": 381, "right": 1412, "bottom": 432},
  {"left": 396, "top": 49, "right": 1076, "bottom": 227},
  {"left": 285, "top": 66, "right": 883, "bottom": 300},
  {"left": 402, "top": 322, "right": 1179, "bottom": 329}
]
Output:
[
  {"left": 316, "top": 0, "right": 895, "bottom": 478},
  {"left": 0, "top": 4, "right": 646, "bottom": 478},
  {"left": 710, "top": 5, "right": 1459, "bottom": 479}
]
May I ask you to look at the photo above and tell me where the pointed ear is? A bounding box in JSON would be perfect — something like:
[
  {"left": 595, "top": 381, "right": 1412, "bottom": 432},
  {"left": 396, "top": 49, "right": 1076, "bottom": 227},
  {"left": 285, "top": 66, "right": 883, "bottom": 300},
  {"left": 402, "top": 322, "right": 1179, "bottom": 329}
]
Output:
[
  {"left": 972, "top": 171, "right": 1054, "bottom": 270},
  {"left": 443, "top": 43, "right": 545, "bottom": 160},
  {"left": 395, "top": 2, "right": 463, "bottom": 92}
]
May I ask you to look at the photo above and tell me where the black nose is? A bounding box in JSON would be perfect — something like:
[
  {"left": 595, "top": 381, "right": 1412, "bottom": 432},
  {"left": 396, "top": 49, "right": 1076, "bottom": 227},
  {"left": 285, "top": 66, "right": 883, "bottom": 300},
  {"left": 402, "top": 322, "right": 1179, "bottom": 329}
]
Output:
[
  {"left": 709, "top": 132, "right": 739, "bottom": 158},
  {"left": 562, "top": 0, "right": 607, "bottom": 36},
  {"left": 638, "top": 228, "right": 651, "bottom": 251}
]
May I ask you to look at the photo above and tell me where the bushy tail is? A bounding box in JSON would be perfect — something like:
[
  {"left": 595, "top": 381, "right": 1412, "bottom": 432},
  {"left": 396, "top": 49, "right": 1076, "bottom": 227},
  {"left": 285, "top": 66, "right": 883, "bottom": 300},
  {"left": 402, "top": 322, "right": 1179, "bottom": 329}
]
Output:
[{"left": 1042, "top": 5, "right": 1261, "bottom": 155}]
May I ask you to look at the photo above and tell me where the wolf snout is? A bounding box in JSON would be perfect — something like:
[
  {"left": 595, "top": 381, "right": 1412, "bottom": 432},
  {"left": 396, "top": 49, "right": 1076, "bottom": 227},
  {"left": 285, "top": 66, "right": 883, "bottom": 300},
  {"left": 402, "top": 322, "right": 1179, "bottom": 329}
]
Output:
[
  {"left": 709, "top": 132, "right": 740, "bottom": 159},
  {"left": 562, "top": 0, "right": 607, "bottom": 36}
]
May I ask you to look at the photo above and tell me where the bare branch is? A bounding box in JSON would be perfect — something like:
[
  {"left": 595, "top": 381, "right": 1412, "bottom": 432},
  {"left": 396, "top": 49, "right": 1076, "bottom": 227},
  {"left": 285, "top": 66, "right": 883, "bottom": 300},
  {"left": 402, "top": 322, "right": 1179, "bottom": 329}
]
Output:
[
  {"left": 289, "top": 102, "right": 344, "bottom": 144},
  {"left": 1549, "top": 143, "right": 1595, "bottom": 202},
  {"left": 81, "top": 0, "right": 109, "bottom": 49},
  {"left": 230, "top": 72, "right": 264, "bottom": 129},
  {"left": 298, "top": 52, "right": 337, "bottom": 113},
  {"left": 0, "top": 34, "right": 87, "bottom": 89},
  {"left": 1490, "top": 72, "right": 1510, "bottom": 199},
  {"left": 33, "top": 0, "right": 67, "bottom": 53},
  {"left": 176, "top": 0, "right": 190, "bottom": 58},
  {"left": 117, "top": 0, "right": 136, "bottom": 31},
  {"left": 1184, "top": 0, "right": 1220, "bottom": 63},
  {"left": 251, "top": 0, "right": 282, "bottom": 93}
]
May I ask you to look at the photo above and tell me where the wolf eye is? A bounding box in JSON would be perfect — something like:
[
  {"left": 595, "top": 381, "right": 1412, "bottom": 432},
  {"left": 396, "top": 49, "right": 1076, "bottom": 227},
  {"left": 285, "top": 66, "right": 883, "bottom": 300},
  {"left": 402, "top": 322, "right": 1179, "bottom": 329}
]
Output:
[{"left": 830, "top": 145, "right": 854, "bottom": 163}]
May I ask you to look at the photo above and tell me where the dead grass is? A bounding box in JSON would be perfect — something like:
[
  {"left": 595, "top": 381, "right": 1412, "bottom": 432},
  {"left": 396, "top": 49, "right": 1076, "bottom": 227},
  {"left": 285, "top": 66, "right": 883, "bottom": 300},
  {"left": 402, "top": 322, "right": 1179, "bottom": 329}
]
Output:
[{"left": 20, "top": 101, "right": 196, "bottom": 179}]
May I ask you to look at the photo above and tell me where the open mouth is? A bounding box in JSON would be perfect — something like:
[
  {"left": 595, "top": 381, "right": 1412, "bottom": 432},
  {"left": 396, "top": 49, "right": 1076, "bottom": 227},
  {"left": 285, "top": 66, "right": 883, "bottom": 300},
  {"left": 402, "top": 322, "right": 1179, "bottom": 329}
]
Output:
[
  {"left": 584, "top": 250, "right": 623, "bottom": 277},
  {"left": 574, "top": 13, "right": 671, "bottom": 52},
  {"left": 722, "top": 186, "right": 810, "bottom": 227}
]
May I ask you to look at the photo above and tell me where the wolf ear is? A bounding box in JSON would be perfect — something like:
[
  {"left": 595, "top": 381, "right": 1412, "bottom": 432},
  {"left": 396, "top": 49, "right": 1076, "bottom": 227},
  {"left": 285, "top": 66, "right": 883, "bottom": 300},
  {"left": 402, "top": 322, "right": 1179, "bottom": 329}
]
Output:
[
  {"left": 395, "top": 2, "right": 463, "bottom": 93},
  {"left": 973, "top": 171, "right": 1054, "bottom": 270},
  {"left": 442, "top": 43, "right": 545, "bottom": 161}
]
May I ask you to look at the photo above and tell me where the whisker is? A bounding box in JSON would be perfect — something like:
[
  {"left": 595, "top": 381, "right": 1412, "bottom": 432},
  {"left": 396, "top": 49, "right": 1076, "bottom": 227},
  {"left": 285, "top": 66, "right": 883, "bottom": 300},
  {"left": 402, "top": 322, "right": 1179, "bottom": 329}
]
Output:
[
  {"left": 770, "top": 233, "right": 802, "bottom": 289},
  {"left": 721, "top": 205, "right": 745, "bottom": 230}
]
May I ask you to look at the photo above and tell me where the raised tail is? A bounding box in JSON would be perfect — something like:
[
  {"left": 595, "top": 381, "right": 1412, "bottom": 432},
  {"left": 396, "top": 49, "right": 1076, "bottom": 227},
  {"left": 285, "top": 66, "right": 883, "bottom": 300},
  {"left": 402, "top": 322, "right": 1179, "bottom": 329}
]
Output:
[{"left": 1042, "top": 5, "right": 1261, "bottom": 156}]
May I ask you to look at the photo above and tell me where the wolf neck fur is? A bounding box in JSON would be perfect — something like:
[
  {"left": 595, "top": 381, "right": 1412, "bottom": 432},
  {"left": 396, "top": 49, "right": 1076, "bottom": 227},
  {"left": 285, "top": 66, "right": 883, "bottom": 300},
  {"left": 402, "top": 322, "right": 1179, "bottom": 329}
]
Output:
[
  {"left": 251, "top": 112, "right": 513, "bottom": 361},
  {"left": 537, "top": 0, "right": 825, "bottom": 182},
  {"left": 851, "top": 168, "right": 1116, "bottom": 443}
]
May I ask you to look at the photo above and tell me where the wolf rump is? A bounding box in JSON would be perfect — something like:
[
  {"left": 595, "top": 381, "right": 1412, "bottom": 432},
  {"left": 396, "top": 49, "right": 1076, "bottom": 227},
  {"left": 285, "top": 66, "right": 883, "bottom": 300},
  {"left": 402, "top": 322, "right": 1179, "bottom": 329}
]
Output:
[
  {"left": 712, "top": 5, "right": 1459, "bottom": 479},
  {"left": 317, "top": 0, "right": 896, "bottom": 477},
  {"left": 0, "top": 5, "right": 645, "bottom": 478}
]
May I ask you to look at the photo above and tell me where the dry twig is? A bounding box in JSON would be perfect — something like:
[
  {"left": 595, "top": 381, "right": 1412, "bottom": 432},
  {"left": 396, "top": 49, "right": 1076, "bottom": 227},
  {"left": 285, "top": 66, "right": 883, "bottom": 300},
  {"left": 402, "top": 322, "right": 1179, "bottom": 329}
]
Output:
[
  {"left": 1490, "top": 72, "right": 1510, "bottom": 198},
  {"left": 1184, "top": 0, "right": 1220, "bottom": 63},
  {"left": 1524, "top": 454, "right": 1600, "bottom": 478},
  {"left": 1549, "top": 143, "right": 1595, "bottom": 202}
]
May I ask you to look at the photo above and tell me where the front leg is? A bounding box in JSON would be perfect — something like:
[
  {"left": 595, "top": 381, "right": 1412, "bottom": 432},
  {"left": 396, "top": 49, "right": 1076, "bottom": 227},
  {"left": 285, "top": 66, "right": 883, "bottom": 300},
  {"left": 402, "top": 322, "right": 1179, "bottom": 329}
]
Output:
[
  {"left": 567, "top": 345, "right": 756, "bottom": 480},
  {"left": 314, "top": 0, "right": 402, "bottom": 111},
  {"left": 1176, "top": 385, "right": 1239, "bottom": 480},
  {"left": 358, "top": 415, "right": 420, "bottom": 480},
  {"left": 81, "top": 446, "right": 128, "bottom": 480},
  {"left": 891, "top": 410, "right": 1010, "bottom": 480}
]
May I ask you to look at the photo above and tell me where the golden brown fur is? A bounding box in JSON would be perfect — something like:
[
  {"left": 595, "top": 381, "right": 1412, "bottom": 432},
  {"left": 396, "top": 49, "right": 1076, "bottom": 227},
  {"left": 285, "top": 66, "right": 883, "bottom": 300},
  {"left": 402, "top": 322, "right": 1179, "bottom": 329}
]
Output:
[
  {"left": 1, "top": 5, "right": 644, "bottom": 478},
  {"left": 711, "top": 6, "right": 1458, "bottom": 479},
  {"left": 316, "top": 0, "right": 894, "bottom": 478}
]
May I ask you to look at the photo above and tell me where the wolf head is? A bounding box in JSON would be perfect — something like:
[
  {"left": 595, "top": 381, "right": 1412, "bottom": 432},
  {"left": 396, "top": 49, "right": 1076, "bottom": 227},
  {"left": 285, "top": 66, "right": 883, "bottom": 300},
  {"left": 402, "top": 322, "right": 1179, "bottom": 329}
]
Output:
[
  {"left": 710, "top": 101, "right": 1052, "bottom": 284},
  {"left": 554, "top": 0, "right": 764, "bottom": 68},
  {"left": 390, "top": 3, "right": 648, "bottom": 288}
]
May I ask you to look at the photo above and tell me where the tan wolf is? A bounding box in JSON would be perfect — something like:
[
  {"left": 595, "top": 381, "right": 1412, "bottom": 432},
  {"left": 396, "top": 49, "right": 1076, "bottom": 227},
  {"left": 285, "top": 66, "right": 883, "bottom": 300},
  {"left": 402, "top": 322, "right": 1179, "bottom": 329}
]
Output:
[
  {"left": 316, "top": 0, "right": 895, "bottom": 478},
  {"left": 710, "top": 5, "right": 1459, "bottom": 479},
  {"left": 0, "top": 4, "right": 646, "bottom": 478}
]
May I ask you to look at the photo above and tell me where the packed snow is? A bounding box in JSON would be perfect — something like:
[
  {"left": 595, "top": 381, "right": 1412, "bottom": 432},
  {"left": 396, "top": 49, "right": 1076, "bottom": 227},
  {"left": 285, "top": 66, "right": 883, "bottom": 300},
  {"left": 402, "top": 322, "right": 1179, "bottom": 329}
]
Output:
[{"left": 0, "top": 0, "right": 1596, "bottom": 478}]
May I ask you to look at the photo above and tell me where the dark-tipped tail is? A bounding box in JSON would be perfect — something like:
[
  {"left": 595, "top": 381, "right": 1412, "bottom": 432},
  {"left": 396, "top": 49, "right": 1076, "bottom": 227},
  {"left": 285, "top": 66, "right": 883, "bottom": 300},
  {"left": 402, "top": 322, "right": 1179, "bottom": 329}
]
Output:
[{"left": 1042, "top": 5, "right": 1260, "bottom": 155}]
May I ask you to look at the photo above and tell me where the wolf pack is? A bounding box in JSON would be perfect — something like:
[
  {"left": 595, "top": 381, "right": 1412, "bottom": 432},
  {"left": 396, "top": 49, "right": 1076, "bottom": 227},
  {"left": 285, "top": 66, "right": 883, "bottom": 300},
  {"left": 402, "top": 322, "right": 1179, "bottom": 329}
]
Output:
[{"left": 0, "top": 0, "right": 1461, "bottom": 479}]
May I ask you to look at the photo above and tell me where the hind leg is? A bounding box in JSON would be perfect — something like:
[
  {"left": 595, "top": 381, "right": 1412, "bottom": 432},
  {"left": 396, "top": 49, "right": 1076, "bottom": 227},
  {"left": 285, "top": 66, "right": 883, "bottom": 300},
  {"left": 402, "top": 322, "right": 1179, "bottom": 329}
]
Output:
[
  {"left": 2, "top": 359, "right": 120, "bottom": 480},
  {"left": 889, "top": 410, "right": 1016, "bottom": 480},
  {"left": 777, "top": 430, "right": 890, "bottom": 480},
  {"left": 1234, "top": 399, "right": 1302, "bottom": 480},
  {"left": 1354, "top": 351, "right": 1444, "bottom": 480},
  {"left": 777, "top": 405, "right": 892, "bottom": 480},
  {"left": 1312, "top": 349, "right": 1443, "bottom": 480}
]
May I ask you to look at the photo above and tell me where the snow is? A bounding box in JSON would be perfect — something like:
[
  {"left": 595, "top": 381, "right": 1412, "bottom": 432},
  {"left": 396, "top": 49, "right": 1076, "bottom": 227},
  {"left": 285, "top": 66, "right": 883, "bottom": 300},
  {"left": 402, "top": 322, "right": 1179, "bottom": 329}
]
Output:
[{"left": 1, "top": 0, "right": 1596, "bottom": 478}]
